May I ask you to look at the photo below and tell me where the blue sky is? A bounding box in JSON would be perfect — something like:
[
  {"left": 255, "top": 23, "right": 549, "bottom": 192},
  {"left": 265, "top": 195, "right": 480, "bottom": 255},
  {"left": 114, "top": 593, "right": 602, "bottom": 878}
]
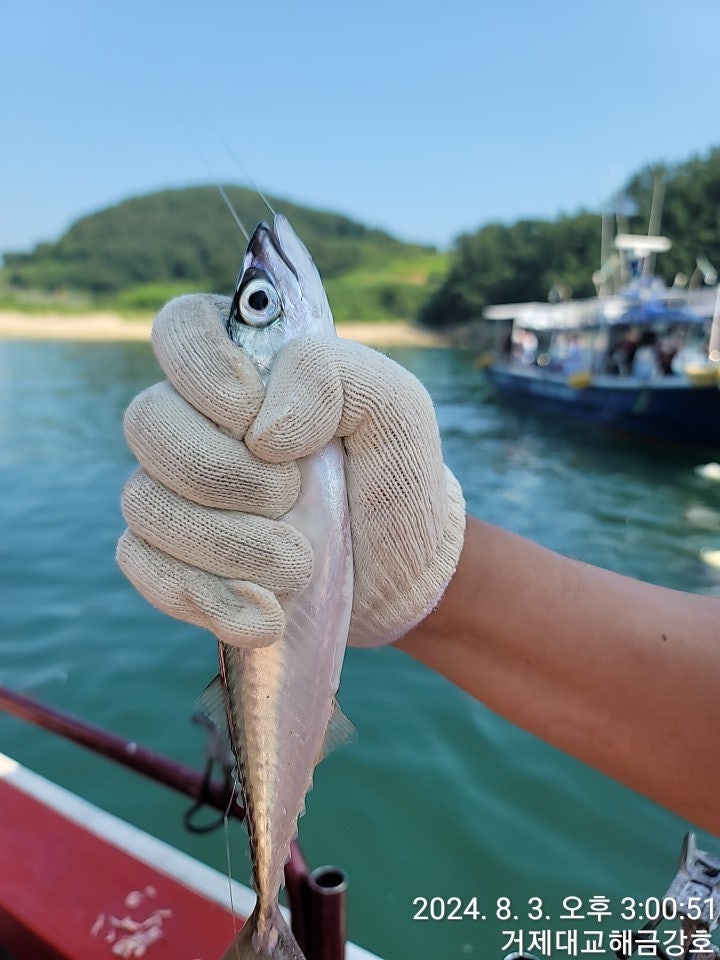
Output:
[{"left": 2, "top": 0, "right": 719, "bottom": 256}]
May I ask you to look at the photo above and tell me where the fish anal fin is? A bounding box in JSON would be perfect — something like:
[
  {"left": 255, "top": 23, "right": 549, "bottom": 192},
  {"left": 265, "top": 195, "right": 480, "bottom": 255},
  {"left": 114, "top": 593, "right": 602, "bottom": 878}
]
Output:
[{"left": 317, "top": 699, "right": 357, "bottom": 764}]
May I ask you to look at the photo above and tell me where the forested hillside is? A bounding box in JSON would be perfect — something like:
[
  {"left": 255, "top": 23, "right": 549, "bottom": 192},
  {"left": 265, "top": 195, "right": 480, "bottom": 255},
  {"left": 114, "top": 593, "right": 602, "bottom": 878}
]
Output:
[
  {"left": 1, "top": 186, "right": 444, "bottom": 321},
  {"left": 3, "top": 147, "right": 718, "bottom": 326},
  {"left": 419, "top": 147, "right": 720, "bottom": 328}
]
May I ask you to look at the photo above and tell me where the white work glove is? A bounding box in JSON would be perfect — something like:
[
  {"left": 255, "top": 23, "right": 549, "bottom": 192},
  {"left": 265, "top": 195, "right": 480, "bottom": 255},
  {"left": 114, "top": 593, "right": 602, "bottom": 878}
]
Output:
[{"left": 117, "top": 294, "right": 466, "bottom": 648}]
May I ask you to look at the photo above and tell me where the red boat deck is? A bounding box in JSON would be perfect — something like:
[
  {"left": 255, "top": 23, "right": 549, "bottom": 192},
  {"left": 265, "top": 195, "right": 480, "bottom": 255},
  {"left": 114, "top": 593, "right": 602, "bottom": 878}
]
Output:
[{"left": 0, "top": 754, "right": 243, "bottom": 960}]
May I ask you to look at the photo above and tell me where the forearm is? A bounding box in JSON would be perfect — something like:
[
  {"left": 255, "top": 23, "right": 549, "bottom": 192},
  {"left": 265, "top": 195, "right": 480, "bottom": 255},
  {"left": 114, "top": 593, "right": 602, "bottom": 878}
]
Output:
[{"left": 397, "top": 515, "right": 720, "bottom": 833}]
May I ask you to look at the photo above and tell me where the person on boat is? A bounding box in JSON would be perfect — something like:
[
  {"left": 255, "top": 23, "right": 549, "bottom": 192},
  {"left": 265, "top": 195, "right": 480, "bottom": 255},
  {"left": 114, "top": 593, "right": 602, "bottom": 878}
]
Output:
[
  {"left": 560, "top": 334, "right": 591, "bottom": 376},
  {"left": 631, "top": 330, "right": 660, "bottom": 380},
  {"left": 609, "top": 327, "right": 641, "bottom": 376},
  {"left": 657, "top": 329, "right": 681, "bottom": 376},
  {"left": 514, "top": 329, "right": 538, "bottom": 365},
  {"left": 118, "top": 295, "right": 720, "bottom": 837}
]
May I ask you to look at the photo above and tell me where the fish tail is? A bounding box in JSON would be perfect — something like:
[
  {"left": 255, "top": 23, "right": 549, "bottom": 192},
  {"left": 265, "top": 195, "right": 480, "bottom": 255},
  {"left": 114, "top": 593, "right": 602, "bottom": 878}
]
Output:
[{"left": 220, "top": 904, "right": 305, "bottom": 960}]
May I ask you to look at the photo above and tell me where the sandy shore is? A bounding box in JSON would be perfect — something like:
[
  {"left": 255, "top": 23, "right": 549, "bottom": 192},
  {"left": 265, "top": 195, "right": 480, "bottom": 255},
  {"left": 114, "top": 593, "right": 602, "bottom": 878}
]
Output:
[{"left": 0, "top": 310, "right": 447, "bottom": 349}]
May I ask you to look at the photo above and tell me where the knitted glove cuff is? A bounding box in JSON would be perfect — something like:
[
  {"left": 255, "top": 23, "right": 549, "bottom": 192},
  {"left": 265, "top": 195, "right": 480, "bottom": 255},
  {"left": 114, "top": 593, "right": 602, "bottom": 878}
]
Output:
[{"left": 348, "top": 467, "right": 466, "bottom": 647}]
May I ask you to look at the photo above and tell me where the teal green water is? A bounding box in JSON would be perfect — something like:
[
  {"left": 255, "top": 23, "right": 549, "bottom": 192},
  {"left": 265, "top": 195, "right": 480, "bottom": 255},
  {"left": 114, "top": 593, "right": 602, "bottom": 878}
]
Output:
[{"left": 1, "top": 339, "right": 719, "bottom": 959}]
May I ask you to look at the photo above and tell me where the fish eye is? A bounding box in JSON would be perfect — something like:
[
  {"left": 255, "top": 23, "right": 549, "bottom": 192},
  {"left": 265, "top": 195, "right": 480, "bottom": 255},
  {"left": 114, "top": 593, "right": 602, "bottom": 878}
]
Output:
[{"left": 238, "top": 278, "right": 282, "bottom": 327}]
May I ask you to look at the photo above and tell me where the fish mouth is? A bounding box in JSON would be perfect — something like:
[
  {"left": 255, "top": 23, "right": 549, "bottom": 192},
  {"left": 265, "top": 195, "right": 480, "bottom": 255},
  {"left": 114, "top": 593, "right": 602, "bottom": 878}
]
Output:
[
  {"left": 227, "top": 219, "right": 298, "bottom": 334},
  {"left": 248, "top": 220, "right": 299, "bottom": 281}
]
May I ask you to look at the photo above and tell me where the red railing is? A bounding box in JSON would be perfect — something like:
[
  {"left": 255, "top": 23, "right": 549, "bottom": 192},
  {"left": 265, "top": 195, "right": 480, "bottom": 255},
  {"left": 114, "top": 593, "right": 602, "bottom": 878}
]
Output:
[{"left": 0, "top": 684, "right": 346, "bottom": 960}]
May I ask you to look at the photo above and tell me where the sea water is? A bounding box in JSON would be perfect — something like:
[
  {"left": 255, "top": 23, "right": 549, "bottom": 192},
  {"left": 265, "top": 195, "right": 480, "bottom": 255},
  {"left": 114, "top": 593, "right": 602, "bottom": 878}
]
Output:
[{"left": 0, "top": 339, "right": 718, "bottom": 959}]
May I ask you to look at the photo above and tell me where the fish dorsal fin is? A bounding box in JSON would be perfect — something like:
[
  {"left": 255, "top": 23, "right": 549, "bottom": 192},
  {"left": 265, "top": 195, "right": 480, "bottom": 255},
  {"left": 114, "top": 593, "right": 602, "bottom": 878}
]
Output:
[
  {"left": 317, "top": 699, "right": 357, "bottom": 764},
  {"left": 196, "top": 674, "right": 233, "bottom": 760}
]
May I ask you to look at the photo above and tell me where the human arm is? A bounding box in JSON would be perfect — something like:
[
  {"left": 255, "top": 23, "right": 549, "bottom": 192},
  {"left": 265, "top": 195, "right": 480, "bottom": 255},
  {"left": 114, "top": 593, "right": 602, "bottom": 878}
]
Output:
[{"left": 398, "top": 515, "right": 720, "bottom": 834}]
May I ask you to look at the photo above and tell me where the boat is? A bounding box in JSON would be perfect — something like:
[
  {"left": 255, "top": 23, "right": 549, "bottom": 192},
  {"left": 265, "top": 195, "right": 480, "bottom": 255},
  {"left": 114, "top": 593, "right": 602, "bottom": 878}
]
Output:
[
  {"left": 0, "top": 684, "right": 383, "bottom": 960},
  {"left": 482, "top": 233, "right": 720, "bottom": 447}
]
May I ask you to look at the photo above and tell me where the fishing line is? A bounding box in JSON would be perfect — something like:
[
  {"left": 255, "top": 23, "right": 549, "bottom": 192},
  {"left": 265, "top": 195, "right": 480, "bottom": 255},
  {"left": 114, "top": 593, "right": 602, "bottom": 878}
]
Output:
[
  {"left": 183, "top": 96, "right": 277, "bottom": 218},
  {"left": 149, "top": 61, "right": 278, "bottom": 238},
  {"left": 181, "top": 118, "right": 251, "bottom": 241},
  {"left": 148, "top": 66, "right": 251, "bottom": 241},
  {"left": 223, "top": 769, "right": 240, "bottom": 938},
  {"left": 210, "top": 126, "right": 277, "bottom": 218}
]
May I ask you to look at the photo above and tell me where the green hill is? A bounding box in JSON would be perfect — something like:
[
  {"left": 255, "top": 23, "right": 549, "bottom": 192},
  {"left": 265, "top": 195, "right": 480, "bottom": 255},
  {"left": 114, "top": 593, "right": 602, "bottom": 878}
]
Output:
[
  {"left": 1, "top": 186, "right": 445, "bottom": 322},
  {"left": 6, "top": 147, "right": 718, "bottom": 328}
]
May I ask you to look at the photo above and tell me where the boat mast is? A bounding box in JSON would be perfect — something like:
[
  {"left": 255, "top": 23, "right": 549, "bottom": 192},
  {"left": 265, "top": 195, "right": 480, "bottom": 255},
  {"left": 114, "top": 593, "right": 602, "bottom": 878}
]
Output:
[
  {"left": 644, "top": 174, "right": 666, "bottom": 278},
  {"left": 614, "top": 193, "right": 630, "bottom": 287},
  {"left": 599, "top": 204, "right": 614, "bottom": 296}
]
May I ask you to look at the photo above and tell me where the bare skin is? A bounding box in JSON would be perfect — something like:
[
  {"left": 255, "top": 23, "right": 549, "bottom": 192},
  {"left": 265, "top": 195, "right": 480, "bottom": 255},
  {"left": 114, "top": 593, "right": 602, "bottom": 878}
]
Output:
[{"left": 397, "top": 515, "right": 720, "bottom": 835}]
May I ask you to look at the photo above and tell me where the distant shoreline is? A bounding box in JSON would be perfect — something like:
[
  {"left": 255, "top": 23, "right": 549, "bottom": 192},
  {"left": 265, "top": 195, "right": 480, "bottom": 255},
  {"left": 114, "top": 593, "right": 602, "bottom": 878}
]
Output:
[{"left": 0, "top": 310, "right": 448, "bottom": 349}]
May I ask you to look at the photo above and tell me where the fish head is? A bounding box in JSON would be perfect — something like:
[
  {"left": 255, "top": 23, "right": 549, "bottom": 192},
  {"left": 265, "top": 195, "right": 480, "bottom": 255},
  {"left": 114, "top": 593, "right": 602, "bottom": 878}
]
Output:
[{"left": 227, "top": 214, "right": 334, "bottom": 376}]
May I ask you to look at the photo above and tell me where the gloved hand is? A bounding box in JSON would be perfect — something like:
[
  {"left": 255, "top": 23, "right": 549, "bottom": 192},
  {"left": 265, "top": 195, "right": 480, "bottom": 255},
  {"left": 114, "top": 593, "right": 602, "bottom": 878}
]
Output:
[{"left": 117, "top": 294, "right": 466, "bottom": 648}]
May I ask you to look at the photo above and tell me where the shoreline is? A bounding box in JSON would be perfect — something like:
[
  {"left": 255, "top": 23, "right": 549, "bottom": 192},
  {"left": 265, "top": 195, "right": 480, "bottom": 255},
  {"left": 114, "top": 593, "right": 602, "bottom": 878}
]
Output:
[{"left": 0, "top": 310, "right": 448, "bottom": 349}]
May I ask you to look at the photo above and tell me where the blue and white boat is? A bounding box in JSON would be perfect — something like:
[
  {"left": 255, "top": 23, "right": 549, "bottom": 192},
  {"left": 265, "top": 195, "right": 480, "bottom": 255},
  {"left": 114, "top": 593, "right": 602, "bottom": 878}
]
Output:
[{"left": 483, "top": 234, "right": 720, "bottom": 447}]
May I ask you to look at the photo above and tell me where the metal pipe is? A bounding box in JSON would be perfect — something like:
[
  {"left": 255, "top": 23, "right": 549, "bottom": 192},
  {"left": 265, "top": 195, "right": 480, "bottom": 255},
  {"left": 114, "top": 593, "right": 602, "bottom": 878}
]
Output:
[
  {"left": 307, "top": 866, "right": 347, "bottom": 960},
  {"left": 285, "top": 838, "right": 311, "bottom": 954}
]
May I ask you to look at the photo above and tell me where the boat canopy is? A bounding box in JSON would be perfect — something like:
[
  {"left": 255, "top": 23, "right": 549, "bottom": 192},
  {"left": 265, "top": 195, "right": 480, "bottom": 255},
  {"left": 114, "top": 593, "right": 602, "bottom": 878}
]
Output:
[
  {"left": 620, "top": 302, "right": 704, "bottom": 326},
  {"left": 483, "top": 290, "right": 712, "bottom": 332}
]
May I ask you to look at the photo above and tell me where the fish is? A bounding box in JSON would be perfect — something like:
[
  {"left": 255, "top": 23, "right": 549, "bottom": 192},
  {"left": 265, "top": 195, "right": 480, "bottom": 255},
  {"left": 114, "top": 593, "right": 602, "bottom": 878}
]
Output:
[{"left": 205, "top": 213, "right": 355, "bottom": 960}]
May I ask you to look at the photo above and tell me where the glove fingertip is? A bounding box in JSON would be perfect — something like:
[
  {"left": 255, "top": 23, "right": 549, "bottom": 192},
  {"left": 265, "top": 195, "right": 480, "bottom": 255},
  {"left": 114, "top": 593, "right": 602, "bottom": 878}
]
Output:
[
  {"left": 246, "top": 407, "right": 337, "bottom": 463},
  {"left": 212, "top": 581, "right": 285, "bottom": 649},
  {"left": 153, "top": 294, "right": 265, "bottom": 436},
  {"left": 246, "top": 340, "right": 343, "bottom": 461},
  {"left": 115, "top": 527, "right": 133, "bottom": 570},
  {"left": 117, "top": 531, "right": 285, "bottom": 650}
]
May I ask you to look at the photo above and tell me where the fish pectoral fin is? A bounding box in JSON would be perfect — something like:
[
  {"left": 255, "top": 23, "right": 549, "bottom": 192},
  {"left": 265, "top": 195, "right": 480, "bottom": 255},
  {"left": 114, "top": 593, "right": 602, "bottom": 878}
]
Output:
[{"left": 317, "top": 699, "right": 357, "bottom": 764}]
